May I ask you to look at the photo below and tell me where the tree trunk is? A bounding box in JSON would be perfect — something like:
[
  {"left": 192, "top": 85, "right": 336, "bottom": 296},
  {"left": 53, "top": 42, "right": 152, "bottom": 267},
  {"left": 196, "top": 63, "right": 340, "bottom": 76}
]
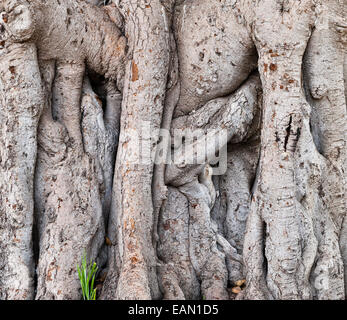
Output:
[{"left": 0, "top": 0, "right": 345, "bottom": 300}]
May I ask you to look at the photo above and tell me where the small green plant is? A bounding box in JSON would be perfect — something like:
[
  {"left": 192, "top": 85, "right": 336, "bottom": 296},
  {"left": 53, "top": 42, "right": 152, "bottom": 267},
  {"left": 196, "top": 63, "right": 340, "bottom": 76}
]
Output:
[{"left": 77, "top": 253, "right": 98, "bottom": 300}]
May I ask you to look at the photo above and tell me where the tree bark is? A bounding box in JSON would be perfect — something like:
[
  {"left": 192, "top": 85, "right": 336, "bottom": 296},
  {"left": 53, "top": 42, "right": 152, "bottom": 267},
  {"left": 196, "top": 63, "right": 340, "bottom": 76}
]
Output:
[
  {"left": 0, "top": 0, "right": 345, "bottom": 300},
  {"left": 101, "top": 0, "right": 173, "bottom": 300}
]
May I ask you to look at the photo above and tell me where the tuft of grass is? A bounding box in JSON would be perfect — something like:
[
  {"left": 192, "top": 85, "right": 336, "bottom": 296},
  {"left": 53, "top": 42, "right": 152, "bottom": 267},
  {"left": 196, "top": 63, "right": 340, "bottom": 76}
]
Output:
[{"left": 77, "top": 253, "right": 98, "bottom": 300}]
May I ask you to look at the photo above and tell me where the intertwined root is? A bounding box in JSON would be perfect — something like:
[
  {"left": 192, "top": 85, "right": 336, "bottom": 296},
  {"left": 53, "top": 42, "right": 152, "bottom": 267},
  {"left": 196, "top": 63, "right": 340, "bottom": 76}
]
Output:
[{"left": 0, "top": 0, "right": 126, "bottom": 299}]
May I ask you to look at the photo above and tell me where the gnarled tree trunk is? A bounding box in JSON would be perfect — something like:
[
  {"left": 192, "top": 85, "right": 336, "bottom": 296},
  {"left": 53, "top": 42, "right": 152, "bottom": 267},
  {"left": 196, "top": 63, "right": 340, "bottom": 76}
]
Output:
[{"left": 0, "top": 0, "right": 345, "bottom": 300}]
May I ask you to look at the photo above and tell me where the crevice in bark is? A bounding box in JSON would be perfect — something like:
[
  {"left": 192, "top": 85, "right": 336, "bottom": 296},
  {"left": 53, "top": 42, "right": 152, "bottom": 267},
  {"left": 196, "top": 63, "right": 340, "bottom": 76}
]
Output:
[{"left": 284, "top": 115, "right": 292, "bottom": 152}]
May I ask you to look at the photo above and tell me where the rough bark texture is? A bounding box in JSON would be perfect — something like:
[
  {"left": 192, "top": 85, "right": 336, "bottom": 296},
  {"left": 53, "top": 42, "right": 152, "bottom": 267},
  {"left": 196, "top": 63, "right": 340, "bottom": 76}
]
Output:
[
  {"left": 0, "top": 0, "right": 345, "bottom": 300},
  {"left": 0, "top": 42, "right": 43, "bottom": 299},
  {"left": 100, "top": 0, "right": 173, "bottom": 300}
]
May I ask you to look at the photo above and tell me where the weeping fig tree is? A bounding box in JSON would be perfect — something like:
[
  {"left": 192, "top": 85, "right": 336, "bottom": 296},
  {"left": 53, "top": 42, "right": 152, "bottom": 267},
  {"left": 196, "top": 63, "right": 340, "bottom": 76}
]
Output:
[{"left": 0, "top": 0, "right": 345, "bottom": 300}]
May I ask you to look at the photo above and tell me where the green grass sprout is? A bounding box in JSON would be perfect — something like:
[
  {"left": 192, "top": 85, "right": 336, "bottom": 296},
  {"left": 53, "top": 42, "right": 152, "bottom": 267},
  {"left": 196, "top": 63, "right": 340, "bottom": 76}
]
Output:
[{"left": 77, "top": 253, "right": 98, "bottom": 300}]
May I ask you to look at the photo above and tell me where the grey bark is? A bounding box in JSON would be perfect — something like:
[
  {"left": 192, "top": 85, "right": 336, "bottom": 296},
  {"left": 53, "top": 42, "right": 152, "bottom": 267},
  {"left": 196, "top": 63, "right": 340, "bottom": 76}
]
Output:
[{"left": 0, "top": 0, "right": 345, "bottom": 300}]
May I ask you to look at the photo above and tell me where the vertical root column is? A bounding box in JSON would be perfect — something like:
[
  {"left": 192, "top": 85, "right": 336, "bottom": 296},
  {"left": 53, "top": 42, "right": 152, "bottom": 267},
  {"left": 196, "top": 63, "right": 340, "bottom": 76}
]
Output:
[
  {"left": 0, "top": 43, "right": 44, "bottom": 299},
  {"left": 261, "top": 143, "right": 304, "bottom": 299},
  {"left": 102, "top": 0, "right": 172, "bottom": 300},
  {"left": 242, "top": 0, "right": 318, "bottom": 300}
]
